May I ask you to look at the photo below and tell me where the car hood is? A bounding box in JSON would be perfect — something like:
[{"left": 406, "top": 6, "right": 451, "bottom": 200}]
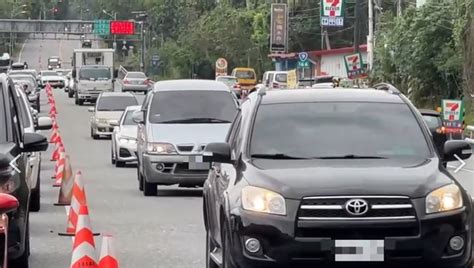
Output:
[
  {"left": 119, "top": 125, "right": 137, "bottom": 138},
  {"left": 94, "top": 111, "right": 124, "bottom": 120},
  {"left": 148, "top": 123, "right": 231, "bottom": 145},
  {"left": 244, "top": 157, "right": 453, "bottom": 199}
]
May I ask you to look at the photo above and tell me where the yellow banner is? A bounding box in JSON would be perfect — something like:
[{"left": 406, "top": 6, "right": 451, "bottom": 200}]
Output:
[{"left": 287, "top": 69, "right": 297, "bottom": 89}]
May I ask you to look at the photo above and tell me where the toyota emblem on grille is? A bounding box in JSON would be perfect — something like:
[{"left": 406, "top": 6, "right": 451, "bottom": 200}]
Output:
[{"left": 345, "top": 199, "right": 369, "bottom": 216}]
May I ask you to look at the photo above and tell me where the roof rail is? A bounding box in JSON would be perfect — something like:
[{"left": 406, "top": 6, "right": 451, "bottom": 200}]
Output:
[{"left": 373, "top": 83, "right": 401, "bottom": 95}]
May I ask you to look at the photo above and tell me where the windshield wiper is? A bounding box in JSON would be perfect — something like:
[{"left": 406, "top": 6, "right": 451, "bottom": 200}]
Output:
[
  {"left": 251, "top": 153, "right": 309, "bottom": 160},
  {"left": 160, "top": 118, "right": 231, "bottom": 124},
  {"left": 316, "top": 154, "right": 387, "bottom": 159}
]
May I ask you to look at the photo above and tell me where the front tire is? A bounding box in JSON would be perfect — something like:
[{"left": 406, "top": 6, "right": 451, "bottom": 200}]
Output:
[
  {"left": 206, "top": 229, "right": 219, "bottom": 268},
  {"left": 115, "top": 161, "right": 125, "bottom": 168},
  {"left": 137, "top": 165, "right": 144, "bottom": 191},
  {"left": 90, "top": 128, "right": 98, "bottom": 140},
  {"left": 30, "top": 165, "right": 41, "bottom": 212},
  {"left": 111, "top": 146, "right": 116, "bottom": 165},
  {"left": 222, "top": 223, "right": 237, "bottom": 268},
  {"left": 143, "top": 174, "right": 157, "bottom": 196},
  {"left": 10, "top": 218, "right": 29, "bottom": 268}
]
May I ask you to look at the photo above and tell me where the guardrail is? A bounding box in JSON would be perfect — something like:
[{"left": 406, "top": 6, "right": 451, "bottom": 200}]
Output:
[{"left": 466, "top": 125, "right": 474, "bottom": 144}]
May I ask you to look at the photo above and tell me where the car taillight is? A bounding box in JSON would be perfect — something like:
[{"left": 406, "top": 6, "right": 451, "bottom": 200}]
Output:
[
  {"left": 436, "top": 127, "right": 446, "bottom": 134},
  {"left": 123, "top": 80, "right": 130, "bottom": 84},
  {"left": 233, "top": 84, "right": 240, "bottom": 89},
  {"left": 144, "top": 79, "right": 150, "bottom": 85},
  {"left": 272, "top": 83, "right": 279, "bottom": 88}
]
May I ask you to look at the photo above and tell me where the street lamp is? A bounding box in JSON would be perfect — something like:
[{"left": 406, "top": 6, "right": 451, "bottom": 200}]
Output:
[{"left": 102, "top": 10, "right": 117, "bottom": 47}]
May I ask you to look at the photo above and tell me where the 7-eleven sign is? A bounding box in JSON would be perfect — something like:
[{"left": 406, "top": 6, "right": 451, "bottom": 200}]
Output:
[
  {"left": 344, "top": 52, "right": 367, "bottom": 79},
  {"left": 442, "top": 99, "right": 463, "bottom": 122}
]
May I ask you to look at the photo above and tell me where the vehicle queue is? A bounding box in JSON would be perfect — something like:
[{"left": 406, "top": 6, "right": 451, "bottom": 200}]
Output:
[{"left": 0, "top": 50, "right": 472, "bottom": 268}]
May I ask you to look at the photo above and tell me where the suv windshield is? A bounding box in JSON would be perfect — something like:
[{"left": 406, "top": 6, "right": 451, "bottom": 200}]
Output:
[
  {"left": 250, "top": 102, "right": 430, "bottom": 159},
  {"left": 149, "top": 91, "right": 237, "bottom": 124},
  {"left": 79, "top": 68, "right": 111, "bottom": 81},
  {"left": 122, "top": 110, "right": 137, "bottom": 126},
  {"left": 97, "top": 96, "right": 138, "bottom": 111},
  {"left": 11, "top": 76, "right": 36, "bottom": 86}
]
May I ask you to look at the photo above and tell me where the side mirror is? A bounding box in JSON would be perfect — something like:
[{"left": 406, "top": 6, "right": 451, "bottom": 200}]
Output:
[
  {"left": 109, "top": 120, "right": 119, "bottom": 127},
  {"left": 132, "top": 110, "right": 145, "bottom": 124},
  {"left": 88, "top": 107, "right": 95, "bottom": 113},
  {"left": 23, "top": 133, "right": 48, "bottom": 152},
  {"left": 443, "top": 140, "right": 472, "bottom": 162},
  {"left": 37, "top": 116, "right": 53, "bottom": 130},
  {"left": 0, "top": 194, "right": 19, "bottom": 214},
  {"left": 203, "top": 143, "right": 232, "bottom": 164}
]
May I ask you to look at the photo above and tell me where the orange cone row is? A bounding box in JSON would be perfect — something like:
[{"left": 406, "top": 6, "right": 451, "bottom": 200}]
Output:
[{"left": 46, "top": 87, "right": 119, "bottom": 267}]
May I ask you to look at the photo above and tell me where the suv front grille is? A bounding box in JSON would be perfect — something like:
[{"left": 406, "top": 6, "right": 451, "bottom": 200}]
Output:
[
  {"left": 296, "top": 196, "right": 419, "bottom": 239},
  {"left": 298, "top": 196, "right": 416, "bottom": 220}
]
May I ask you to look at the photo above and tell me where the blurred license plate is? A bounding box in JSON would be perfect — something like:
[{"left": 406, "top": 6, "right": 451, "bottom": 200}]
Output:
[
  {"left": 335, "top": 240, "right": 384, "bottom": 262},
  {"left": 188, "top": 156, "right": 210, "bottom": 170}
]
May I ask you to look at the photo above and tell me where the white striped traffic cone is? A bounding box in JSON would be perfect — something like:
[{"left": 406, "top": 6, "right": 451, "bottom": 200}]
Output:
[
  {"left": 98, "top": 234, "right": 119, "bottom": 268},
  {"left": 70, "top": 204, "right": 98, "bottom": 268},
  {"left": 53, "top": 152, "right": 66, "bottom": 187}
]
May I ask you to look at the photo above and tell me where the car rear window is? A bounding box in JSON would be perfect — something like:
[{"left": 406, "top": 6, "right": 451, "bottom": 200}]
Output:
[
  {"left": 235, "top": 71, "right": 255, "bottom": 80},
  {"left": 250, "top": 102, "right": 430, "bottom": 159},
  {"left": 275, "top": 73, "right": 287, "bottom": 83},
  {"left": 42, "top": 71, "right": 57, "bottom": 76},
  {"left": 97, "top": 96, "right": 138, "bottom": 111},
  {"left": 422, "top": 115, "right": 442, "bottom": 129},
  {"left": 127, "top": 73, "right": 147, "bottom": 79},
  {"left": 149, "top": 91, "right": 237, "bottom": 124},
  {"left": 0, "top": 85, "right": 6, "bottom": 142}
]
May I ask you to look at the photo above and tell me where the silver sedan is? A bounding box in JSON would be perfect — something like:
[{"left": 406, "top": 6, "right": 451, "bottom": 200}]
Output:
[
  {"left": 120, "top": 72, "right": 152, "bottom": 93},
  {"left": 111, "top": 105, "right": 141, "bottom": 167}
]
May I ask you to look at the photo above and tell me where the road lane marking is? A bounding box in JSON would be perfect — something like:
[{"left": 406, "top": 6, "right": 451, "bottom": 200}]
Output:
[
  {"left": 447, "top": 165, "right": 474, "bottom": 173},
  {"left": 18, "top": 39, "right": 28, "bottom": 62}
]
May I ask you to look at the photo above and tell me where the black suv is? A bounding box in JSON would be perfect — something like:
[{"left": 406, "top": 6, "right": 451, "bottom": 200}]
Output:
[
  {"left": 0, "top": 74, "right": 48, "bottom": 267},
  {"left": 203, "top": 84, "right": 473, "bottom": 268}
]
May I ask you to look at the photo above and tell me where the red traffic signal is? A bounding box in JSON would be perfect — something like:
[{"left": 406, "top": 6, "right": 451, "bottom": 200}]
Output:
[
  {"left": 110, "top": 21, "right": 135, "bottom": 35},
  {"left": 52, "top": 7, "right": 59, "bottom": 13}
]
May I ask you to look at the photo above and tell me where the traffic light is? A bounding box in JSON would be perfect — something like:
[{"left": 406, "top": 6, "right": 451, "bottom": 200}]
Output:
[{"left": 52, "top": 7, "right": 59, "bottom": 13}]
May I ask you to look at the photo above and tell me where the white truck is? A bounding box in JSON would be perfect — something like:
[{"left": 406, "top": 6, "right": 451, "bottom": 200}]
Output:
[{"left": 72, "top": 49, "right": 116, "bottom": 105}]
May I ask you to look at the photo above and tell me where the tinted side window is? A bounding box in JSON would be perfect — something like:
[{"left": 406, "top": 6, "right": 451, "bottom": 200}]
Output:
[
  {"left": 0, "top": 85, "right": 6, "bottom": 142},
  {"left": 8, "top": 85, "right": 23, "bottom": 144}
]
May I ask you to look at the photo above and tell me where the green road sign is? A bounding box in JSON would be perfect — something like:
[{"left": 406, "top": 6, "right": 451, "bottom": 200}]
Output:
[
  {"left": 94, "top": 20, "right": 110, "bottom": 35},
  {"left": 298, "top": 61, "right": 310, "bottom": 68}
]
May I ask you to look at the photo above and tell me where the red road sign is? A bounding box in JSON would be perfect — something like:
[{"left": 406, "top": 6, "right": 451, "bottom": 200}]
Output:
[{"left": 110, "top": 21, "right": 135, "bottom": 35}]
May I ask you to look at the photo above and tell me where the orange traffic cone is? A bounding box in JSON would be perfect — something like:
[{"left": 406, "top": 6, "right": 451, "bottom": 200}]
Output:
[
  {"left": 98, "top": 235, "right": 119, "bottom": 268},
  {"left": 50, "top": 137, "right": 64, "bottom": 161},
  {"left": 69, "top": 205, "right": 98, "bottom": 268},
  {"left": 49, "top": 127, "right": 59, "bottom": 143},
  {"left": 58, "top": 171, "right": 87, "bottom": 236},
  {"left": 49, "top": 105, "right": 57, "bottom": 116},
  {"left": 53, "top": 152, "right": 66, "bottom": 187}
]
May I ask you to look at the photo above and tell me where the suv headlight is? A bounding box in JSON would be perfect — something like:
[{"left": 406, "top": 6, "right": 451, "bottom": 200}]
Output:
[
  {"left": 426, "top": 184, "right": 463, "bottom": 214},
  {"left": 242, "top": 186, "right": 286, "bottom": 215},
  {"left": 147, "top": 143, "right": 177, "bottom": 155}
]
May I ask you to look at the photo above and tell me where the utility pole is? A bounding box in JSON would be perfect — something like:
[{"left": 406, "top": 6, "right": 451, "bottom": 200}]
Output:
[
  {"left": 367, "top": 0, "right": 374, "bottom": 70},
  {"left": 353, "top": 0, "right": 362, "bottom": 53},
  {"left": 140, "top": 22, "right": 145, "bottom": 73},
  {"left": 397, "top": 0, "right": 403, "bottom": 17}
]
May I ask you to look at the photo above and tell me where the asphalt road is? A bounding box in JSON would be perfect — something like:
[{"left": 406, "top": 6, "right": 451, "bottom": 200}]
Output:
[{"left": 23, "top": 37, "right": 205, "bottom": 267}]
